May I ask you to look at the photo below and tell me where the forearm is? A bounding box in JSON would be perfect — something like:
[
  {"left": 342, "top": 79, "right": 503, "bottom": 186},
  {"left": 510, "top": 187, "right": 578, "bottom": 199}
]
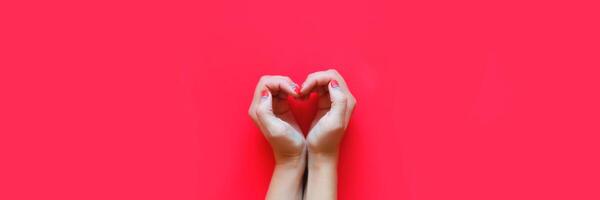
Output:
[
  {"left": 266, "top": 156, "right": 306, "bottom": 200},
  {"left": 305, "top": 152, "right": 339, "bottom": 200}
]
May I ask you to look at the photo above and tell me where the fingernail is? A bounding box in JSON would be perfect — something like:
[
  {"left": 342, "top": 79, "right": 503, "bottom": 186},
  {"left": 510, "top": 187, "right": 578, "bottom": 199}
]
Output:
[
  {"left": 331, "top": 80, "right": 340, "bottom": 88},
  {"left": 261, "top": 90, "right": 269, "bottom": 98},
  {"left": 292, "top": 84, "right": 301, "bottom": 94}
]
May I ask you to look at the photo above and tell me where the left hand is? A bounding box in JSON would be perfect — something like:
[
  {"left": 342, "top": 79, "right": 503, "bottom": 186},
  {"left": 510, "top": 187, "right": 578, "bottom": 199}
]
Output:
[{"left": 248, "top": 75, "right": 306, "bottom": 164}]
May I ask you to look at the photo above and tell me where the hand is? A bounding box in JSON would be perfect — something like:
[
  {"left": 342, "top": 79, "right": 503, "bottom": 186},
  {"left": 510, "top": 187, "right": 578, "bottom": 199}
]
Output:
[
  {"left": 300, "top": 69, "right": 356, "bottom": 200},
  {"left": 248, "top": 75, "right": 306, "bottom": 165},
  {"left": 300, "top": 69, "right": 356, "bottom": 156},
  {"left": 248, "top": 75, "right": 306, "bottom": 200},
  {"left": 248, "top": 71, "right": 356, "bottom": 200}
]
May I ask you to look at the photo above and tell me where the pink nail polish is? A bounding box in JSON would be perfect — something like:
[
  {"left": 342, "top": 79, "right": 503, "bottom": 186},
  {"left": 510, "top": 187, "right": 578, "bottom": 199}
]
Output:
[
  {"left": 331, "top": 80, "right": 340, "bottom": 88},
  {"left": 294, "top": 85, "right": 301, "bottom": 94},
  {"left": 261, "top": 90, "right": 269, "bottom": 97}
]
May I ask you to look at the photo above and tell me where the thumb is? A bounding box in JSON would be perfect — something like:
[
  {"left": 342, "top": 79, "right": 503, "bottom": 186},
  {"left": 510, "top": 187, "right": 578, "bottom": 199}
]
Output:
[
  {"left": 256, "top": 90, "right": 282, "bottom": 133},
  {"left": 258, "top": 90, "right": 273, "bottom": 113},
  {"left": 328, "top": 80, "right": 348, "bottom": 119}
]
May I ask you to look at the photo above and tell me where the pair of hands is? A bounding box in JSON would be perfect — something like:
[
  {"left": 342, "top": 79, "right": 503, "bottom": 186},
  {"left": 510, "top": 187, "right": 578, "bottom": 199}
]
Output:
[
  {"left": 248, "top": 69, "right": 356, "bottom": 166},
  {"left": 249, "top": 69, "right": 356, "bottom": 200}
]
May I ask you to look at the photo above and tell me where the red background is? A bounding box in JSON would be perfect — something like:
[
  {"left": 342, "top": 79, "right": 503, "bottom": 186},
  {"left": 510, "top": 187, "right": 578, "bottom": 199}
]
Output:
[{"left": 1, "top": 0, "right": 599, "bottom": 199}]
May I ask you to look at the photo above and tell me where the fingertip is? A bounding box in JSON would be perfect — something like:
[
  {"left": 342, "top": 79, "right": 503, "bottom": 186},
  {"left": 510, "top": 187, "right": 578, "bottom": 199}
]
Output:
[
  {"left": 328, "top": 80, "right": 342, "bottom": 93},
  {"left": 300, "top": 81, "right": 314, "bottom": 95},
  {"left": 330, "top": 80, "right": 340, "bottom": 88},
  {"left": 290, "top": 83, "right": 301, "bottom": 97},
  {"left": 260, "top": 89, "right": 270, "bottom": 102},
  {"left": 328, "top": 80, "right": 347, "bottom": 101},
  {"left": 294, "top": 84, "right": 301, "bottom": 95}
]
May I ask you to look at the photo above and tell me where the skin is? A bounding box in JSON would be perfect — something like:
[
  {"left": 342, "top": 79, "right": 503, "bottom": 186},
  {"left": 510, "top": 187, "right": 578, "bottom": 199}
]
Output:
[{"left": 248, "top": 70, "right": 356, "bottom": 200}]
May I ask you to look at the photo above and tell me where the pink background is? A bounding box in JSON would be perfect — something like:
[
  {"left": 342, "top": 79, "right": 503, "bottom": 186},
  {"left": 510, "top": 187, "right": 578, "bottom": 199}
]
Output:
[{"left": 1, "top": 0, "right": 599, "bottom": 199}]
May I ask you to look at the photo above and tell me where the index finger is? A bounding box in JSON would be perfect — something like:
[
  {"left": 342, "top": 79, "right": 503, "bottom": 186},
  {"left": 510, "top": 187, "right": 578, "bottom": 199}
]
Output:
[
  {"left": 252, "top": 75, "right": 300, "bottom": 102},
  {"left": 300, "top": 69, "right": 350, "bottom": 95}
]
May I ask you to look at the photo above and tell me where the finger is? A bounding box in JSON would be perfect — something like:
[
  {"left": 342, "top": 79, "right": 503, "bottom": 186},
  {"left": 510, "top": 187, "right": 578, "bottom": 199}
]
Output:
[
  {"left": 258, "top": 76, "right": 300, "bottom": 99},
  {"left": 255, "top": 90, "right": 285, "bottom": 135},
  {"left": 327, "top": 80, "right": 348, "bottom": 121},
  {"left": 250, "top": 76, "right": 300, "bottom": 118},
  {"left": 300, "top": 70, "right": 349, "bottom": 95}
]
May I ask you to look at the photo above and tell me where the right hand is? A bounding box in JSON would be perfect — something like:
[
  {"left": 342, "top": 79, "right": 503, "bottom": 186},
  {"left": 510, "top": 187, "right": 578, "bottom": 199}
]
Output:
[{"left": 300, "top": 69, "right": 356, "bottom": 155}]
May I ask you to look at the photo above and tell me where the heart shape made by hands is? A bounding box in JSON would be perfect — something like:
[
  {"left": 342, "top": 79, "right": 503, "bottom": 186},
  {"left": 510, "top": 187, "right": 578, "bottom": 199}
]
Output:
[{"left": 287, "top": 92, "right": 319, "bottom": 135}]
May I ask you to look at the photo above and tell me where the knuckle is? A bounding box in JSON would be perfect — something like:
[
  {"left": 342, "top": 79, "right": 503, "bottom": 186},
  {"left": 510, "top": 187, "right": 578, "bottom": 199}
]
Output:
[
  {"left": 279, "top": 76, "right": 294, "bottom": 84},
  {"left": 349, "top": 102, "right": 356, "bottom": 112},
  {"left": 284, "top": 77, "right": 294, "bottom": 83},
  {"left": 255, "top": 107, "right": 267, "bottom": 117},
  {"left": 247, "top": 107, "right": 254, "bottom": 118},
  {"left": 273, "top": 75, "right": 290, "bottom": 80},
  {"left": 349, "top": 96, "right": 356, "bottom": 105},
  {"left": 337, "top": 95, "right": 349, "bottom": 103},
  {"left": 259, "top": 75, "right": 272, "bottom": 82},
  {"left": 309, "top": 71, "right": 325, "bottom": 78}
]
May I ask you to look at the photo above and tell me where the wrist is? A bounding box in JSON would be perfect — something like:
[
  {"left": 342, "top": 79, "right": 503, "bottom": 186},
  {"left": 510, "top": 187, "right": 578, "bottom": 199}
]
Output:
[
  {"left": 268, "top": 157, "right": 306, "bottom": 200},
  {"left": 308, "top": 151, "right": 339, "bottom": 170},
  {"left": 305, "top": 151, "right": 339, "bottom": 200},
  {"left": 273, "top": 160, "right": 305, "bottom": 178},
  {"left": 273, "top": 150, "right": 306, "bottom": 171}
]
